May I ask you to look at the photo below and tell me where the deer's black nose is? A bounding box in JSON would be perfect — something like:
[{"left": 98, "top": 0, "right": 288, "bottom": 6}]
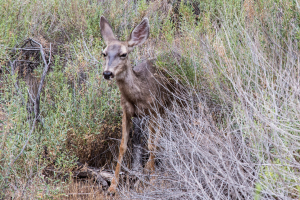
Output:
[{"left": 103, "top": 71, "right": 113, "bottom": 80}]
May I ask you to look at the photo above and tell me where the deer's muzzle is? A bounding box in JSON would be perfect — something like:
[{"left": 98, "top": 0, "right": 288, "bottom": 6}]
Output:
[{"left": 103, "top": 71, "right": 114, "bottom": 80}]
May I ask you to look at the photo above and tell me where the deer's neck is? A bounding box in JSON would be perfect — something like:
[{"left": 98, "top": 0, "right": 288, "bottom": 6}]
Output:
[{"left": 116, "top": 62, "right": 141, "bottom": 102}]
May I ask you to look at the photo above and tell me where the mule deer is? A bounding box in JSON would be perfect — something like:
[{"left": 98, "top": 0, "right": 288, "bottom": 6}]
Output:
[{"left": 100, "top": 16, "right": 179, "bottom": 194}]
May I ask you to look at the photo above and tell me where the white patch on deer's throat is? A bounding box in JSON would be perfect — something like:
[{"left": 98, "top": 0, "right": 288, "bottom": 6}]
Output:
[
  {"left": 103, "top": 47, "right": 108, "bottom": 54},
  {"left": 120, "top": 45, "right": 127, "bottom": 54}
]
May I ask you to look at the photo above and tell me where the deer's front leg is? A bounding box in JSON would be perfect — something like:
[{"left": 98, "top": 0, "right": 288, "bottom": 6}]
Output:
[
  {"left": 108, "top": 111, "right": 131, "bottom": 194},
  {"left": 145, "top": 121, "right": 158, "bottom": 173}
]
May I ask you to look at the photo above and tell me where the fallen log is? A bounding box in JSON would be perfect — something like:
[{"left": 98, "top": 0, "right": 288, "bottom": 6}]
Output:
[{"left": 72, "top": 162, "right": 114, "bottom": 188}]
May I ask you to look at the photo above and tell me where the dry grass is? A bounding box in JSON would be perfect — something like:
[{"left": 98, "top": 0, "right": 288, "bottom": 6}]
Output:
[{"left": 62, "top": 180, "right": 116, "bottom": 200}]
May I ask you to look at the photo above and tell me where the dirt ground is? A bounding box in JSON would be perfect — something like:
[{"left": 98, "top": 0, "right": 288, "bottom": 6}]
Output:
[{"left": 62, "top": 180, "right": 119, "bottom": 200}]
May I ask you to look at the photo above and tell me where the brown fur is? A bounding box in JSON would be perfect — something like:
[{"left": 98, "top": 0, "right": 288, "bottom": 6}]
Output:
[{"left": 100, "top": 16, "right": 176, "bottom": 194}]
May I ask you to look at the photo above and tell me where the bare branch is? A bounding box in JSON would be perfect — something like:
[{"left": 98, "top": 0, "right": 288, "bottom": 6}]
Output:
[
  {"left": 8, "top": 38, "right": 52, "bottom": 166},
  {"left": 27, "top": 88, "right": 35, "bottom": 103},
  {"left": 29, "top": 38, "right": 50, "bottom": 105},
  {"left": 15, "top": 38, "right": 50, "bottom": 123},
  {"left": 48, "top": 43, "right": 51, "bottom": 65}
]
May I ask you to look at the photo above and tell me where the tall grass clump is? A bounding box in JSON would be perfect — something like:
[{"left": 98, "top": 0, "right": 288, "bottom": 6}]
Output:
[{"left": 120, "top": 0, "right": 300, "bottom": 199}]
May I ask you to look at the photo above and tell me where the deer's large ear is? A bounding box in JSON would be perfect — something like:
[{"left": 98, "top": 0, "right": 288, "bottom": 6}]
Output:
[
  {"left": 128, "top": 18, "right": 150, "bottom": 48},
  {"left": 100, "top": 16, "right": 116, "bottom": 44}
]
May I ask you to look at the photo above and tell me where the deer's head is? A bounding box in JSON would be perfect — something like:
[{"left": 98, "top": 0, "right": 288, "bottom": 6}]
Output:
[{"left": 100, "top": 16, "right": 150, "bottom": 80}]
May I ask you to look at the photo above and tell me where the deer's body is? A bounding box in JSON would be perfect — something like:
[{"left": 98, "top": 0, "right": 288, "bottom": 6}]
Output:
[
  {"left": 100, "top": 16, "right": 172, "bottom": 193},
  {"left": 118, "top": 59, "right": 170, "bottom": 117},
  {"left": 118, "top": 60, "right": 155, "bottom": 115}
]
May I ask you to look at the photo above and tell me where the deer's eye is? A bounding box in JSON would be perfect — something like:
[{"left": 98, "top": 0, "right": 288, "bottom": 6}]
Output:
[
  {"left": 102, "top": 53, "right": 107, "bottom": 57},
  {"left": 120, "top": 53, "right": 127, "bottom": 58}
]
